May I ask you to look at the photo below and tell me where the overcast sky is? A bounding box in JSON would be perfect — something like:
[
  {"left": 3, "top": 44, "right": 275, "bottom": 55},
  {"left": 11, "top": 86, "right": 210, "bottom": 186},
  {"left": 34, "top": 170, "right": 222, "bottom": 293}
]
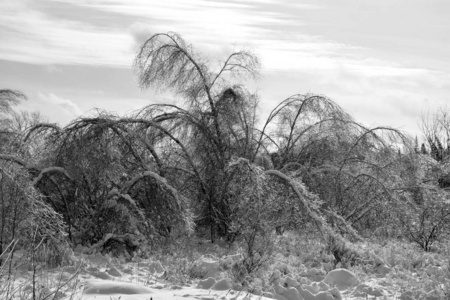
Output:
[{"left": 1, "top": 0, "right": 449, "bottom": 137}]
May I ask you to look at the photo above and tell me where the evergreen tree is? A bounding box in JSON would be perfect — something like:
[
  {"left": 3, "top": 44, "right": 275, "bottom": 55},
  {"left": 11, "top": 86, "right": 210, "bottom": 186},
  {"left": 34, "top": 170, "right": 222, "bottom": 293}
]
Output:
[
  {"left": 414, "top": 136, "right": 419, "bottom": 154},
  {"left": 421, "top": 143, "right": 428, "bottom": 155},
  {"left": 435, "top": 136, "right": 444, "bottom": 161},
  {"left": 428, "top": 138, "right": 439, "bottom": 160}
]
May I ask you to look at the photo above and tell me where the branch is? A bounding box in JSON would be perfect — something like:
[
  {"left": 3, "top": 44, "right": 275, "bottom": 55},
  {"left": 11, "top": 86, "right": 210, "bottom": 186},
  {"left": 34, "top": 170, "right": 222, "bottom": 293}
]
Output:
[
  {"left": 0, "top": 154, "right": 28, "bottom": 167},
  {"left": 265, "top": 169, "right": 361, "bottom": 242},
  {"left": 32, "top": 167, "right": 73, "bottom": 185}
]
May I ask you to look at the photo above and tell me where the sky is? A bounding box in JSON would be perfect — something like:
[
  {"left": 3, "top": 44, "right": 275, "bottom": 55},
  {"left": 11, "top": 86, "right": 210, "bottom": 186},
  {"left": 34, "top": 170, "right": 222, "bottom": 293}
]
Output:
[{"left": 1, "top": 0, "right": 449, "bottom": 137}]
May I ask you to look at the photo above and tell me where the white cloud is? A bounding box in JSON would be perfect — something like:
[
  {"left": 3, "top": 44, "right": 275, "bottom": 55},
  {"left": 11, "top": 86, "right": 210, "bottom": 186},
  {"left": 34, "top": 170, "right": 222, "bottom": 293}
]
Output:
[
  {"left": 15, "top": 92, "right": 84, "bottom": 125},
  {"left": 1, "top": 0, "right": 449, "bottom": 138},
  {"left": 0, "top": 0, "right": 436, "bottom": 86},
  {"left": 37, "top": 92, "right": 83, "bottom": 116},
  {"left": 0, "top": 1, "right": 133, "bottom": 66}
]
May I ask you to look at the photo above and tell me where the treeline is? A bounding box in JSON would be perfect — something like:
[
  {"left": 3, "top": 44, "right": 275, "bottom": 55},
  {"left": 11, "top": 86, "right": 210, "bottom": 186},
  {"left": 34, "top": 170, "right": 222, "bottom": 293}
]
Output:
[{"left": 1, "top": 33, "right": 450, "bottom": 269}]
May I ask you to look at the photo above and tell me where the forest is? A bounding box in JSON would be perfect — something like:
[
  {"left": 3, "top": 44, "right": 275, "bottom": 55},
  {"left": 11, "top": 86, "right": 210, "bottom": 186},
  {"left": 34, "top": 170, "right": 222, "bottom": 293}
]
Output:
[{"left": 1, "top": 32, "right": 450, "bottom": 300}]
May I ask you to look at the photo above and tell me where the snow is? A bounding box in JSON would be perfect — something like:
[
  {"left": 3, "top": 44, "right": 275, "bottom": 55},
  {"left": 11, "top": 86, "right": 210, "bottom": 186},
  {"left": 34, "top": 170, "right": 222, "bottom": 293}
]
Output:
[
  {"left": 73, "top": 259, "right": 363, "bottom": 300},
  {"left": 197, "top": 277, "right": 216, "bottom": 289},
  {"left": 4, "top": 240, "right": 450, "bottom": 300},
  {"left": 211, "top": 278, "right": 232, "bottom": 290},
  {"left": 83, "top": 280, "right": 154, "bottom": 295},
  {"left": 322, "top": 268, "right": 360, "bottom": 291},
  {"left": 198, "top": 256, "right": 220, "bottom": 278}
]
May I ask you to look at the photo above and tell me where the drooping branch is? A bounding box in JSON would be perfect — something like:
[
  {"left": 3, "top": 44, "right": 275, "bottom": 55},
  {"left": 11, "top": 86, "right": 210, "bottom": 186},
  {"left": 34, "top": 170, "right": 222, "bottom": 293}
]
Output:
[
  {"left": 210, "top": 51, "right": 260, "bottom": 87},
  {"left": 134, "top": 33, "right": 260, "bottom": 168},
  {"left": 116, "top": 117, "right": 208, "bottom": 193},
  {"left": 0, "top": 89, "right": 27, "bottom": 113},
  {"left": 23, "top": 123, "right": 61, "bottom": 143},
  {"left": 0, "top": 155, "right": 73, "bottom": 188},
  {"left": 32, "top": 167, "right": 73, "bottom": 185},
  {"left": 134, "top": 32, "right": 212, "bottom": 105},
  {"left": 264, "top": 169, "right": 329, "bottom": 236},
  {"left": 264, "top": 169, "right": 360, "bottom": 241},
  {"left": 252, "top": 94, "right": 352, "bottom": 163},
  {"left": 122, "top": 170, "right": 194, "bottom": 232}
]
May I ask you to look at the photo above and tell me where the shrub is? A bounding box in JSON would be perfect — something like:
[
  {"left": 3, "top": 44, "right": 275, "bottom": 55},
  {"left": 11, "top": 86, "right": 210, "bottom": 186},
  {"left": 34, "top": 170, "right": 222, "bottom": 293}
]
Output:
[
  {"left": 400, "top": 189, "right": 450, "bottom": 252},
  {"left": 0, "top": 163, "right": 69, "bottom": 268},
  {"left": 222, "top": 158, "right": 278, "bottom": 275}
]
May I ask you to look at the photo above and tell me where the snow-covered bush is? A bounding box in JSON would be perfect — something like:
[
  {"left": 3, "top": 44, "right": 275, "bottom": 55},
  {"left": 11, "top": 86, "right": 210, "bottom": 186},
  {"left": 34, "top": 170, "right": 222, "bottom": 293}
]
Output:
[
  {"left": 0, "top": 162, "right": 69, "bottom": 268},
  {"left": 400, "top": 192, "right": 450, "bottom": 252},
  {"left": 24, "top": 115, "right": 194, "bottom": 254},
  {"left": 223, "top": 158, "right": 278, "bottom": 276},
  {"left": 393, "top": 155, "right": 450, "bottom": 251}
]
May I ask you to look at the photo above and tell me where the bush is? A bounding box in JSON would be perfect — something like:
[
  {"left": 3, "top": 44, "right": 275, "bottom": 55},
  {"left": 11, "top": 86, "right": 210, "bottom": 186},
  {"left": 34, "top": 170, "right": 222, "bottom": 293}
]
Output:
[
  {"left": 0, "top": 163, "right": 69, "bottom": 267},
  {"left": 223, "top": 159, "right": 278, "bottom": 275},
  {"left": 400, "top": 189, "right": 450, "bottom": 252}
]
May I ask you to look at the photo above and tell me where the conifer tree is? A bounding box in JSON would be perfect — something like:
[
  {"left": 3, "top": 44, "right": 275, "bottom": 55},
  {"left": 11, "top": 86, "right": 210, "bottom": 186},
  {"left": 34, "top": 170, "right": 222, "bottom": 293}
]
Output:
[
  {"left": 435, "top": 136, "right": 444, "bottom": 161},
  {"left": 414, "top": 136, "right": 419, "bottom": 154},
  {"left": 421, "top": 143, "right": 428, "bottom": 155}
]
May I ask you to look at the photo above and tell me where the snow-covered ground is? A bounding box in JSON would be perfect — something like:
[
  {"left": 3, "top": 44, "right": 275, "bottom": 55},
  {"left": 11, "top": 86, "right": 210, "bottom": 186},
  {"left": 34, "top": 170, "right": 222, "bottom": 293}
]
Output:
[
  {"left": 71, "top": 252, "right": 362, "bottom": 300},
  {"left": 2, "top": 238, "right": 450, "bottom": 300}
]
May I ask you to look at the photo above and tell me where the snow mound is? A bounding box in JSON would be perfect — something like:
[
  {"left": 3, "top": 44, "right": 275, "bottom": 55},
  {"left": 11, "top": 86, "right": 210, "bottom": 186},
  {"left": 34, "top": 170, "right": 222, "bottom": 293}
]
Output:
[
  {"left": 301, "top": 267, "right": 326, "bottom": 282},
  {"left": 297, "top": 285, "right": 340, "bottom": 300},
  {"left": 198, "top": 256, "right": 220, "bottom": 278},
  {"left": 211, "top": 278, "right": 232, "bottom": 290},
  {"left": 352, "top": 283, "right": 385, "bottom": 297},
  {"left": 86, "top": 252, "right": 110, "bottom": 265},
  {"left": 303, "top": 281, "right": 330, "bottom": 294},
  {"left": 323, "top": 268, "right": 359, "bottom": 291},
  {"left": 220, "top": 253, "right": 242, "bottom": 269},
  {"left": 284, "top": 276, "right": 300, "bottom": 288},
  {"left": 273, "top": 276, "right": 341, "bottom": 300},
  {"left": 282, "top": 287, "right": 302, "bottom": 300},
  {"left": 197, "top": 277, "right": 216, "bottom": 289},
  {"left": 140, "top": 261, "right": 165, "bottom": 274},
  {"left": 107, "top": 266, "right": 122, "bottom": 277},
  {"left": 83, "top": 280, "right": 153, "bottom": 295},
  {"left": 90, "top": 271, "right": 112, "bottom": 280}
]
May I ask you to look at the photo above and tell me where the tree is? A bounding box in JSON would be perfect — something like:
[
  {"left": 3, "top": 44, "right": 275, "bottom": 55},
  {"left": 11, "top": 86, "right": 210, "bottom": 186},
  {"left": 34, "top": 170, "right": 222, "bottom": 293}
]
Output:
[
  {"left": 0, "top": 89, "right": 26, "bottom": 114},
  {"left": 420, "top": 107, "right": 450, "bottom": 161},
  {"left": 421, "top": 143, "right": 428, "bottom": 155},
  {"left": 0, "top": 90, "right": 27, "bottom": 152},
  {"left": 134, "top": 32, "right": 261, "bottom": 241},
  {"left": 22, "top": 115, "right": 194, "bottom": 248},
  {"left": 252, "top": 92, "right": 412, "bottom": 234},
  {"left": 133, "top": 32, "right": 416, "bottom": 248},
  {"left": 414, "top": 136, "right": 419, "bottom": 154}
]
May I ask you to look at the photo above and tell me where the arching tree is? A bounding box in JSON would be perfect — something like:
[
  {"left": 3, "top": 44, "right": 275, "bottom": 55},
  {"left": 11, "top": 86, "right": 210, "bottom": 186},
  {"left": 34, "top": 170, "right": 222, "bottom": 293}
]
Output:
[{"left": 134, "top": 32, "right": 262, "bottom": 240}]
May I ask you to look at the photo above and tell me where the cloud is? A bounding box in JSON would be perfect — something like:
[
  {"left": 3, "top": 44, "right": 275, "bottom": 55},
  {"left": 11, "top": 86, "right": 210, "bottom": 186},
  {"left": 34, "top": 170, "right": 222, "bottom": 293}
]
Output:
[
  {"left": 0, "top": 0, "right": 307, "bottom": 66},
  {"left": 19, "top": 92, "right": 83, "bottom": 125},
  {"left": 129, "top": 22, "right": 153, "bottom": 49},
  {"left": 11, "top": 91, "right": 84, "bottom": 125},
  {"left": 1, "top": 0, "right": 449, "bottom": 138},
  {"left": 38, "top": 92, "right": 83, "bottom": 116},
  {"left": 0, "top": 1, "right": 133, "bottom": 66}
]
